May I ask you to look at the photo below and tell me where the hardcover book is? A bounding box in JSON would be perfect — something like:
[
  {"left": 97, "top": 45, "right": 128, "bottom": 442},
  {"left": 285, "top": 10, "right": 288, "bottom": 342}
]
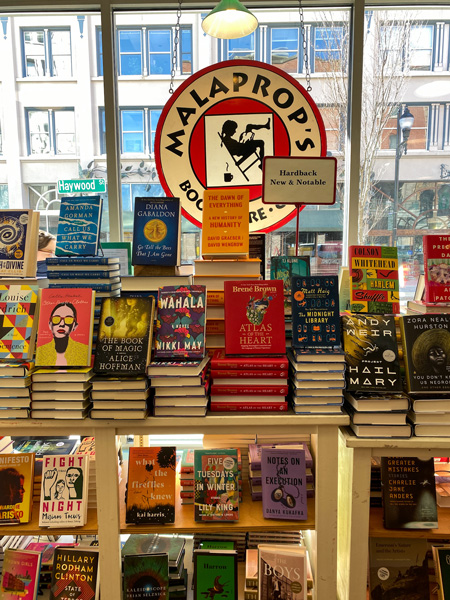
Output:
[
  {"left": 342, "top": 313, "right": 402, "bottom": 392},
  {"left": 1, "top": 548, "right": 42, "bottom": 600},
  {"left": 122, "top": 535, "right": 185, "bottom": 568},
  {"left": 349, "top": 245, "right": 399, "bottom": 313},
  {"left": 94, "top": 296, "right": 155, "bottom": 375},
  {"left": 193, "top": 550, "right": 238, "bottom": 600},
  {"left": 0, "top": 453, "right": 34, "bottom": 524},
  {"left": 369, "top": 538, "right": 429, "bottom": 600},
  {"left": 380, "top": 456, "right": 438, "bottom": 529},
  {"left": 291, "top": 275, "right": 340, "bottom": 348},
  {"left": 123, "top": 553, "right": 169, "bottom": 600},
  {"left": 224, "top": 280, "right": 285, "bottom": 355},
  {"left": 261, "top": 447, "right": 307, "bottom": 520},
  {"left": 155, "top": 285, "right": 206, "bottom": 359},
  {"left": 249, "top": 233, "right": 266, "bottom": 277},
  {"left": 400, "top": 314, "right": 450, "bottom": 393},
  {"left": 0, "top": 285, "right": 39, "bottom": 360},
  {"left": 201, "top": 188, "right": 249, "bottom": 259},
  {"left": 55, "top": 196, "right": 103, "bottom": 256},
  {"left": 194, "top": 449, "right": 239, "bottom": 522},
  {"left": 132, "top": 197, "right": 181, "bottom": 266},
  {"left": 432, "top": 545, "right": 450, "bottom": 600},
  {"left": 0, "top": 210, "right": 40, "bottom": 278},
  {"left": 423, "top": 234, "right": 450, "bottom": 303},
  {"left": 50, "top": 548, "right": 99, "bottom": 600},
  {"left": 125, "top": 446, "right": 176, "bottom": 524},
  {"left": 35, "top": 288, "right": 95, "bottom": 368},
  {"left": 270, "top": 256, "right": 310, "bottom": 316},
  {"left": 258, "top": 544, "right": 307, "bottom": 600},
  {"left": 39, "top": 454, "right": 89, "bottom": 528}
]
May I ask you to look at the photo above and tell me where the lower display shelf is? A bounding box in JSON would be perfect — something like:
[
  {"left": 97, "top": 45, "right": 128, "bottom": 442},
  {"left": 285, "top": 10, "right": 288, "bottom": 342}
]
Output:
[
  {"left": 0, "top": 507, "right": 98, "bottom": 536},
  {"left": 369, "top": 506, "right": 450, "bottom": 539}
]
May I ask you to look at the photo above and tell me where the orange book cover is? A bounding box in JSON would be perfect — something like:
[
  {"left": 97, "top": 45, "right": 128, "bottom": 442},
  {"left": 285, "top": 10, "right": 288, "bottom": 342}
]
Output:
[{"left": 201, "top": 189, "right": 249, "bottom": 259}]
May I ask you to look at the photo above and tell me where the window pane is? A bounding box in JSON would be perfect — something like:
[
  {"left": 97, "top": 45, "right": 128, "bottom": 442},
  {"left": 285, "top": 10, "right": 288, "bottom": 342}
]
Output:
[
  {"left": 29, "top": 110, "right": 50, "bottom": 154},
  {"left": 228, "top": 33, "right": 255, "bottom": 60},
  {"left": 23, "top": 29, "right": 45, "bottom": 76},
  {"left": 120, "top": 54, "right": 142, "bottom": 75},
  {"left": 150, "top": 54, "right": 170, "bottom": 75},
  {"left": 119, "top": 30, "right": 141, "bottom": 53},
  {"left": 181, "top": 29, "right": 192, "bottom": 74},
  {"left": 148, "top": 30, "right": 170, "bottom": 52},
  {"left": 54, "top": 110, "right": 75, "bottom": 154},
  {"left": 314, "top": 27, "right": 343, "bottom": 72},
  {"left": 121, "top": 110, "right": 144, "bottom": 153},
  {"left": 122, "top": 110, "right": 143, "bottom": 131},
  {"left": 119, "top": 30, "right": 142, "bottom": 75},
  {"left": 271, "top": 28, "right": 298, "bottom": 73},
  {"left": 50, "top": 30, "right": 72, "bottom": 77},
  {"left": 97, "top": 28, "right": 103, "bottom": 76}
]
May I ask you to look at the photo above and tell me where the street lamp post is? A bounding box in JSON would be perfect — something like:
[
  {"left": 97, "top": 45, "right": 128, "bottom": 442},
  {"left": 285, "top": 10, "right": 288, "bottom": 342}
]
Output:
[{"left": 392, "top": 106, "right": 414, "bottom": 245}]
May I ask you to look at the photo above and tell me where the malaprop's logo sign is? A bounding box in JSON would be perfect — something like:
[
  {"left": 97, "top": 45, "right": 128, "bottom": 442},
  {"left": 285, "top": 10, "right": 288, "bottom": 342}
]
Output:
[{"left": 155, "top": 60, "right": 327, "bottom": 233}]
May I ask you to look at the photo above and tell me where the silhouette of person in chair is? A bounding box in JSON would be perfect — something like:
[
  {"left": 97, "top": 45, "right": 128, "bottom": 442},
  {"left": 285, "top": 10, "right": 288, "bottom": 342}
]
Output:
[{"left": 220, "top": 118, "right": 270, "bottom": 169}]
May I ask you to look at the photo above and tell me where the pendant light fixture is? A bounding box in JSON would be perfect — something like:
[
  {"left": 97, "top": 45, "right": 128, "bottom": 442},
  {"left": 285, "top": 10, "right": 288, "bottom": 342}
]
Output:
[{"left": 202, "top": 0, "right": 258, "bottom": 40}]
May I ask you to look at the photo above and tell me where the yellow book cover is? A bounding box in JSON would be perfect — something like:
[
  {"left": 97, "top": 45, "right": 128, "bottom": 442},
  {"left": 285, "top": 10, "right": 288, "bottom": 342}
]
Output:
[{"left": 201, "top": 188, "right": 249, "bottom": 259}]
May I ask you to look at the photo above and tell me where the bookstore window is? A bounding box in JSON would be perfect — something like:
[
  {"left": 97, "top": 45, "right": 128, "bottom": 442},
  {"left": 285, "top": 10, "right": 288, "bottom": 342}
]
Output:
[
  {"left": 99, "top": 107, "right": 162, "bottom": 155},
  {"left": 312, "top": 25, "right": 346, "bottom": 73},
  {"left": 22, "top": 27, "right": 72, "bottom": 78},
  {"left": 118, "top": 29, "right": 142, "bottom": 76},
  {"left": 26, "top": 108, "right": 76, "bottom": 155},
  {"left": 380, "top": 105, "right": 429, "bottom": 151},
  {"left": 268, "top": 27, "right": 300, "bottom": 74}
]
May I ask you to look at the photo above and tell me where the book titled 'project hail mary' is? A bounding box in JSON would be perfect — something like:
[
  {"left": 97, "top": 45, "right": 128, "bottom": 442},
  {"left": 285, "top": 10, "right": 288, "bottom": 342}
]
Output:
[
  {"left": 55, "top": 196, "right": 103, "bottom": 256},
  {"left": 132, "top": 197, "right": 180, "bottom": 266}
]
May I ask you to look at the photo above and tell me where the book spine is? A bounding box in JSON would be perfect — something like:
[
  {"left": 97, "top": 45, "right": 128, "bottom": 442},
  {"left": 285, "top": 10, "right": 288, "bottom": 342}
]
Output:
[
  {"left": 47, "top": 257, "right": 116, "bottom": 266},
  {"left": 211, "top": 359, "right": 289, "bottom": 370},
  {"left": 49, "top": 282, "right": 118, "bottom": 291},
  {"left": 211, "top": 385, "right": 288, "bottom": 395},
  {"left": 206, "top": 291, "right": 225, "bottom": 305},
  {"left": 211, "top": 369, "right": 288, "bottom": 378},
  {"left": 47, "top": 270, "right": 119, "bottom": 279},
  {"left": 209, "top": 402, "right": 288, "bottom": 412}
]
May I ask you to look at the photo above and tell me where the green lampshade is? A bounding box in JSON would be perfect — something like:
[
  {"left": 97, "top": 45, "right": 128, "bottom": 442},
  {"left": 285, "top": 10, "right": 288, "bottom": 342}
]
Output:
[{"left": 202, "top": 0, "right": 258, "bottom": 39}]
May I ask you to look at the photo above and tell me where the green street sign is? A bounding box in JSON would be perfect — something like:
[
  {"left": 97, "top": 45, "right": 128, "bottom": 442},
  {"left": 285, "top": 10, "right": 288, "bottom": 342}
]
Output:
[{"left": 58, "top": 178, "right": 106, "bottom": 194}]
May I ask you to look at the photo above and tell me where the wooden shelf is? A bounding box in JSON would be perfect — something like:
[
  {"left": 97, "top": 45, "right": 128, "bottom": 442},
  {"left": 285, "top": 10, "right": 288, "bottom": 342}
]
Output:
[
  {"left": 369, "top": 505, "right": 450, "bottom": 539},
  {"left": 0, "top": 505, "right": 98, "bottom": 536}
]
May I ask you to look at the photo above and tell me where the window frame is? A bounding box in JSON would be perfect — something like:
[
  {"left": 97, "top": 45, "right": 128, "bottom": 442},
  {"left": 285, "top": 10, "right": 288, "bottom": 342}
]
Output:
[
  {"left": 21, "top": 26, "right": 72, "bottom": 78},
  {"left": 99, "top": 106, "right": 162, "bottom": 156},
  {"left": 25, "top": 107, "right": 76, "bottom": 156}
]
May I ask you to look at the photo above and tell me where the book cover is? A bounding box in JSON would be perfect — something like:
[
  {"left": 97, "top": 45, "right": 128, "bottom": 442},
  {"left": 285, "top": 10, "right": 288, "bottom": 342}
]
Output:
[
  {"left": 0, "top": 285, "right": 39, "bottom": 360},
  {"left": 132, "top": 197, "right": 181, "bottom": 266},
  {"left": 155, "top": 285, "right": 206, "bottom": 359},
  {"left": 224, "top": 280, "right": 285, "bottom": 355},
  {"left": 0, "top": 210, "right": 39, "bottom": 278},
  {"left": 39, "top": 454, "right": 89, "bottom": 528},
  {"left": 291, "top": 275, "right": 340, "bottom": 348},
  {"left": 400, "top": 314, "right": 450, "bottom": 393},
  {"left": 0, "top": 453, "right": 34, "bottom": 524},
  {"left": 423, "top": 234, "right": 450, "bottom": 303},
  {"left": 261, "top": 447, "right": 307, "bottom": 520},
  {"left": 194, "top": 449, "right": 239, "bottom": 522},
  {"left": 258, "top": 545, "right": 307, "bottom": 600},
  {"left": 14, "top": 438, "right": 78, "bottom": 456},
  {"left": 249, "top": 442, "right": 313, "bottom": 470},
  {"left": 193, "top": 550, "right": 238, "bottom": 600},
  {"left": 349, "top": 245, "right": 399, "bottom": 313},
  {"left": 342, "top": 313, "right": 402, "bottom": 392},
  {"left": 50, "top": 548, "right": 99, "bottom": 600},
  {"left": 126, "top": 447, "right": 176, "bottom": 524},
  {"left": 270, "top": 256, "right": 310, "bottom": 316},
  {"left": 94, "top": 296, "right": 155, "bottom": 375},
  {"left": 122, "top": 535, "right": 185, "bottom": 567},
  {"left": 1, "top": 549, "right": 41, "bottom": 600},
  {"left": 433, "top": 545, "right": 450, "bottom": 599},
  {"left": 25, "top": 542, "right": 78, "bottom": 567},
  {"left": 380, "top": 457, "right": 438, "bottom": 529},
  {"left": 35, "top": 288, "right": 95, "bottom": 368},
  {"left": 124, "top": 553, "right": 169, "bottom": 600},
  {"left": 55, "top": 196, "right": 103, "bottom": 257},
  {"left": 201, "top": 188, "right": 249, "bottom": 259},
  {"left": 368, "top": 538, "right": 429, "bottom": 600}
]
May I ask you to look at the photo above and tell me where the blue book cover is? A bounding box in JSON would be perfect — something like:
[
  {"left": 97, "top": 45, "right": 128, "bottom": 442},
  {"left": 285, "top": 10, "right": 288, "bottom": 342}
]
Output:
[
  {"left": 47, "top": 269, "right": 119, "bottom": 280},
  {"left": 270, "top": 256, "right": 310, "bottom": 317},
  {"left": 132, "top": 197, "right": 181, "bottom": 266},
  {"left": 47, "top": 256, "right": 118, "bottom": 266},
  {"left": 55, "top": 196, "right": 103, "bottom": 256},
  {"left": 291, "top": 275, "right": 340, "bottom": 348}
]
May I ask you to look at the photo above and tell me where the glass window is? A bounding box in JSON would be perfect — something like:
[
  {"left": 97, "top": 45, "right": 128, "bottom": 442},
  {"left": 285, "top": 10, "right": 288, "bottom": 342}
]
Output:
[
  {"left": 380, "top": 105, "right": 429, "bottom": 151},
  {"left": 409, "top": 25, "right": 433, "bottom": 71},
  {"left": 27, "top": 109, "right": 75, "bottom": 155},
  {"left": 28, "top": 110, "right": 51, "bottom": 154},
  {"left": 97, "top": 28, "right": 103, "bottom": 76},
  {"left": 181, "top": 28, "right": 192, "bottom": 74},
  {"left": 314, "top": 26, "right": 344, "bottom": 72},
  {"left": 228, "top": 33, "right": 255, "bottom": 60},
  {"left": 54, "top": 110, "right": 75, "bottom": 154},
  {"left": 121, "top": 109, "right": 144, "bottom": 153},
  {"left": 0, "top": 185, "right": 8, "bottom": 209},
  {"left": 118, "top": 30, "right": 142, "bottom": 75},
  {"left": 148, "top": 29, "right": 171, "bottom": 75},
  {"left": 150, "top": 109, "right": 161, "bottom": 153},
  {"left": 22, "top": 28, "right": 71, "bottom": 77},
  {"left": 270, "top": 28, "right": 299, "bottom": 73},
  {"left": 99, "top": 108, "right": 106, "bottom": 154},
  {"left": 49, "top": 30, "right": 71, "bottom": 77},
  {"left": 23, "top": 29, "right": 46, "bottom": 76},
  {"left": 320, "top": 106, "right": 342, "bottom": 152}
]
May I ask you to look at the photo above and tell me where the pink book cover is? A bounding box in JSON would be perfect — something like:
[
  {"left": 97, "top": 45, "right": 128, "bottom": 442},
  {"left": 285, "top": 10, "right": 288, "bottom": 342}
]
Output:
[
  {"left": 1, "top": 549, "right": 42, "bottom": 600},
  {"left": 423, "top": 234, "right": 450, "bottom": 303}
]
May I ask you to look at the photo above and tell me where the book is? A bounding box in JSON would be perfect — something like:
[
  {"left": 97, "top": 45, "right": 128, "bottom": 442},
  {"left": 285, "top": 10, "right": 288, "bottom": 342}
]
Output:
[
  {"left": 0, "top": 363, "right": 33, "bottom": 377},
  {"left": 342, "top": 313, "right": 402, "bottom": 392},
  {"left": 194, "top": 449, "right": 239, "bottom": 522},
  {"left": 126, "top": 446, "right": 176, "bottom": 524},
  {"left": 91, "top": 376, "right": 148, "bottom": 390},
  {"left": 423, "top": 234, "right": 450, "bottom": 303},
  {"left": 101, "top": 241, "right": 132, "bottom": 275},
  {"left": 39, "top": 454, "right": 89, "bottom": 528},
  {"left": 0, "top": 285, "right": 39, "bottom": 360},
  {"left": 211, "top": 350, "right": 288, "bottom": 370},
  {"left": 400, "top": 314, "right": 450, "bottom": 393},
  {"left": 0, "top": 210, "right": 40, "bottom": 278},
  {"left": 344, "top": 391, "right": 410, "bottom": 412},
  {"left": 55, "top": 196, "right": 103, "bottom": 256},
  {"left": 32, "top": 367, "right": 93, "bottom": 382},
  {"left": 211, "top": 384, "right": 287, "bottom": 395},
  {"left": 349, "top": 423, "right": 412, "bottom": 438},
  {"left": 261, "top": 447, "right": 307, "bottom": 520},
  {"left": 94, "top": 296, "right": 155, "bottom": 375},
  {"left": 155, "top": 285, "right": 206, "bottom": 359},
  {"left": 338, "top": 265, "right": 351, "bottom": 312},
  {"left": 258, "top": 544, "right": 307, "bottom": 600},
  {"left": 132, "top": 197, "right": 181, "bottom": 266},
  {"left": 121, "top": 275, "right": 193, "bottom": 293},
  {"left": 123, "top": 553, "right": 169, "bottom": 600},
  {"left": 270, "top": 256, "right": 310, "bottom": 317},
  {"left": 14, "top": 438, "right": 78, "bottom": 456},
  {"left": 0, "top": 453, "right": 34, "bottom": 524},
  {"left": 121, "top": 535, "right": 185, "bottom": 568},
  {"left": 349, "top": 245, "right": 399, "bottom": 313},
  {"left": 380, "top": 456, "right": 438, "bottom": 528},
  {"left": 209, "top": 402, "right": 288, "bottom": 412},
  {"left": 47, "top": 270, "right": 120, "bottom": 280},
  {"left": 1, "top": 548, "right": 42, "bottom": 600},
  {"left": 249, "top": 233, "right": 266, "bottom": 277},
  {"left": 407, "top": 300, "right": 450, "bottom": 314},
  {"left": 47, "top": 256, "right": 120, "bottom": 267},
  {"left": 224, "top": 280, "right": 285, "bottom": 355},
  {"left": 193, "top": 550, "right": 238, "bottom": 600},
  {"left": 291, "top": 275, "right": 340, "bottom": 348},
  {"left": 368, "top": 538, "right": 429, "bottom": 600},
  {"left": 35, "top": 288, "right": 95, "bottom": 367},
  {"left": 288, "top": 347, "right": 345, "bottom": 363},
  {"left": 433, "top": 545, "right": 450, "bottom": 599},
  {"left": 49, "top": 547, "right": 99, "bottom": 600},
  {"left": 245, "top": 548, "right": 258, "bottom": 588},
  {"left": 345, "top": 404, "right": 407, "bottom": 425},
  {"left": 201, "top": 188, "right": 249, "bottom": 259}
]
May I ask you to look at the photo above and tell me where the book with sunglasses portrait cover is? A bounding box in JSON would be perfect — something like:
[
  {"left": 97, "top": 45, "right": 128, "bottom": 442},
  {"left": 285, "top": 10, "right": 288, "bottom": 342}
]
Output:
[
  {"left": 55, "top": 196, "right": 103, "bottom": 257},
  {"left": 35, "top": 288, "right": 95, "bottom": 368}
]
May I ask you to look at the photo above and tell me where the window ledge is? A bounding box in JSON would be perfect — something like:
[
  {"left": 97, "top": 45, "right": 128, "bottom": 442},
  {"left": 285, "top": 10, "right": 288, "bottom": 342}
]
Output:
[
  {"left": 16, "top": 77, "right": 77, "bottom": 83},
  {"left": 21, "top": 155, "right": 79, "bottom": 162}
]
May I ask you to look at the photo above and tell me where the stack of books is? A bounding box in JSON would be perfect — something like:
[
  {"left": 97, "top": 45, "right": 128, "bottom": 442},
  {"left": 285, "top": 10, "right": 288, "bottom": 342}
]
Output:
[
  {"left": 30, "top": 367, "right": 93, "bottom": 419},
  {"left": 179, "top": 448, "right": 194, "bottom": 505},
  {"left": 288, "top": 348, "right": 345, "bottom": 414},
  {"left": 209, "top": 350, "right": 289, "bottom": 413},
  {"left": 246, "top": 530, "right": 304, "bottom": 549},
  {"left": 344, "top": 391, "right": 411, "bottom": 438},
  {"left": 0, "top": 363, "right": 33, "bottom": 418},
  {"left": 193, "top": 532, "right": 246, "bottom": 561},
  {"left": 370, "top": 457, "right": 382, "bottom": 507},
  {"left": 75, "top": 436, "right": 96, "bottom": 511},
  {"left": 24, "top": 541, "right": 79, "bottom": 591},
  {"left": 90, "top": 376, "right": 151, "bottom": 419}
]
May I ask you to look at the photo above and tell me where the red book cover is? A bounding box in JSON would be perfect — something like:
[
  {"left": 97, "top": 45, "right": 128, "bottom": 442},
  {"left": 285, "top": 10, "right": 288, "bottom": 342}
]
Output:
[
  {"left": 423, "top": 234, "right": 450, "bottom": 303},
  {"left": 224, "top": 281, "right": 285, "bottom": 355},
  {"left": 211, "top": 350, "right": 288, "bottom": 370},
  {"left": 211, "top": 369, "right": 288, "bottom": 379},
  {"left": 211, "top": 384, "right": 288, "bottom": 396},
  {"left": 209, "top": 402, "right": 288, "bottom": 412}
]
